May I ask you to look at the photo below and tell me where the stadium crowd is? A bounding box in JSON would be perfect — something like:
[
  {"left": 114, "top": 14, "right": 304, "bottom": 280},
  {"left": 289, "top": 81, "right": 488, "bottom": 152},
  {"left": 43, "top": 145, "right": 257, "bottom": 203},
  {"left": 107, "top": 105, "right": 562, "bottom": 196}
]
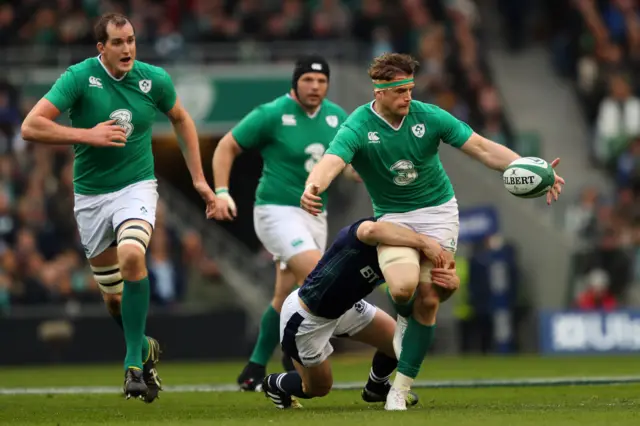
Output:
[
  {"left": 549, "top": 0, "right": 640, "bottom": 309},
  {"left": 0, "top": 0, "right": 523, "bottom": 348},
  {"left": 2, "top": 0, "right": 515, "bottom": 156}
]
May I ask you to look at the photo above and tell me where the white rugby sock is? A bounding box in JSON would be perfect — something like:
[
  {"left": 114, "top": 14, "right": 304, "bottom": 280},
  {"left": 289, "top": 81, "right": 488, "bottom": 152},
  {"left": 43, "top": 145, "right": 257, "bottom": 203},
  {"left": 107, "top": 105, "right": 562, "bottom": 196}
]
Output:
[{"left": 391, "top": 372, "right": 413, "bottom": 392}]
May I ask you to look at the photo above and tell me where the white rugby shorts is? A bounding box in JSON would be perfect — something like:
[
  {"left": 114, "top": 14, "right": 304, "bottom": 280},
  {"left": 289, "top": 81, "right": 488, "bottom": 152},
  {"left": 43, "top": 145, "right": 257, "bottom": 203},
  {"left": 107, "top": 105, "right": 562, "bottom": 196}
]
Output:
[
  {"left": 253, "top": 205, "right": 327, "bottom": 266},
  {"left": 279, "top": 289, "right": 376, "bottom": 367},
  {"left": 74, "top": 179, "right": 159, "bottom": 259},
  {"left": 377, "top": 197, "right": 460, "bottom": 252}
]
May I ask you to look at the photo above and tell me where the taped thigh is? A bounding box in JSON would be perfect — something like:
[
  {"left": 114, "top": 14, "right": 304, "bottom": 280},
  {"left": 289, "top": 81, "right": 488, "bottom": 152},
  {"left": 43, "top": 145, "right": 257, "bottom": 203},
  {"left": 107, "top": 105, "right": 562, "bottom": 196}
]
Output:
[
  {"left": 419, "top": 259, "right": 433, "bottom": 284},
  {"left": 117, "top": 220, "right": 152, "bottom": 254},
  {"left": 377, "top": 246, "right": 420, "bottom": 272},
  {"left": 91, "top": 264, "right": 123, "bottom": 294}
]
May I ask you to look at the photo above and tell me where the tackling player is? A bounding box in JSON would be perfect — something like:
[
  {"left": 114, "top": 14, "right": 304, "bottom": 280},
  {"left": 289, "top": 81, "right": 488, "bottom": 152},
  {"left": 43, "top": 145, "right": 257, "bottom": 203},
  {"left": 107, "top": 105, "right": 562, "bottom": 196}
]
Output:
[
  {"left": 262, "top": 218, "right": 458, "bottom": 409},
  {"left": 21, "top": 13, "right": 217, "bottom": 402},
  {"left": 301, "top": 53, "right": 565, "bottom": 410},
  {"left": 212, "top": 56, "right": 356, "bottom": 390}
]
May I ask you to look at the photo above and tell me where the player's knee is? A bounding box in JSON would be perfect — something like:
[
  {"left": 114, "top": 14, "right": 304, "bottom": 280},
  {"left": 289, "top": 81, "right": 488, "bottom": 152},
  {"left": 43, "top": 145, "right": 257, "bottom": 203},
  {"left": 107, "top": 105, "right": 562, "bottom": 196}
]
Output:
[
  {"left": 118, "top": 246, "right": 146, "bottom": 278},
  {"left": 415, "top": 286, "right": 440, "bottom": 312},
  {"left": 116, "top": 221, "right": 152, "bottom": 278},
  {"left": 388, "top": 286, "right": 415, "bottom": 305},
  {"left": 303, "top": 378, "right": 332, "bottom": 397},
  {"left": 378, "top": 246, "right": 420, "bottom": 303}
]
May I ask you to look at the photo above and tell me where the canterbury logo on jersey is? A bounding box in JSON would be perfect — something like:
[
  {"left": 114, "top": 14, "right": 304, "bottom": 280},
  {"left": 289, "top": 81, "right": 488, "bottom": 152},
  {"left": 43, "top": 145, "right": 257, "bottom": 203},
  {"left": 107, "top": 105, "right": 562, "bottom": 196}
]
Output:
[
  {"left": 368, "top": 132, "right": 380, "bottom": 143},
  {"left": 282, "top": 115, "right": 297, "bottom": 126},
  {"left": 89, "top": 76, "right": 103, "bottom": 89}
]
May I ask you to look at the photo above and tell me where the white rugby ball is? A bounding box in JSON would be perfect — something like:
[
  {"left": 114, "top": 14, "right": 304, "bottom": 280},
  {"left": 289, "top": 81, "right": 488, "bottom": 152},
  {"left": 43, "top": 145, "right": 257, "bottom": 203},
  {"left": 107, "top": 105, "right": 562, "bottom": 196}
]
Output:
[{"left": 502, "top": 157, "right": 555, "bottom": 198}]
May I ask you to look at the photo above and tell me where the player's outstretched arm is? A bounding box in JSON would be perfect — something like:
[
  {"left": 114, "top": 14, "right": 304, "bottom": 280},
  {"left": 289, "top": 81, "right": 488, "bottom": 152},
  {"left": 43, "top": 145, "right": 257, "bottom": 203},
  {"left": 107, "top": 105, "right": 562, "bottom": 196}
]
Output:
[
  {"left": 301, "top": 154, "right": 346, "bottom": 215},
  {"left": 356, "top": 221, "right": 447, "bottom": 268},
  {"left": 210, "top": 131, "right": 242, "bottom": 221},
  {"left": 459, "top": 133, "right": 521, "bottom": 171},
  {"left": 460, "top": 133, "right": 565, "bottom": 204},
  {"left": 21, "top": 99, "right": 126, "bottom": 147},
  {"left": 166, "top": 99, "right": 217, "bottom": 219}
]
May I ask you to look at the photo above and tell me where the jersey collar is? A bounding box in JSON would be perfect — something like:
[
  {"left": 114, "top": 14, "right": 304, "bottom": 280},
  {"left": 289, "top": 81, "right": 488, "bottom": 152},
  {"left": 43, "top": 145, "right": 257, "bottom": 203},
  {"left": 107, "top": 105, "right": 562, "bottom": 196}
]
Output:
[
  {"left": 96, "top": 55, "right": 128, "bottom": 82},
  {"left": 286, "top": 93, "right": 322, "bottom": 119},
  {"left": 369, "top": 101, "right": 405, "bottom": 131}
]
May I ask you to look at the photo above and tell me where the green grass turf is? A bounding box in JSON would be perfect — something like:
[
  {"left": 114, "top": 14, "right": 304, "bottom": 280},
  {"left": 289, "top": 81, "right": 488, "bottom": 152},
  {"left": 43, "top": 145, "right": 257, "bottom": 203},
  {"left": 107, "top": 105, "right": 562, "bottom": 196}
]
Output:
[{"left": 0, "top": 354, "right": 638, "bottom": 425}]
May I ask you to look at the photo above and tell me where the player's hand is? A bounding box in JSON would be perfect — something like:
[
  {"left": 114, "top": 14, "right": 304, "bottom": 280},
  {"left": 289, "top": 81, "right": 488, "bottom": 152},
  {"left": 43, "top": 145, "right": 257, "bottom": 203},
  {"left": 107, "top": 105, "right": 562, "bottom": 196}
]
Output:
[
  {"left": 213, "top": 188, "right": 237, "bottom": 221},
  {"left": 546, "top": 158, "right": 565, "bottom": 206},
  {"left": 193, "top": 180, "right": 217, "bottom": 219},
  {"left": 85, "top": 119, "right": 127, "bottom": 147},
  {"left": 431, "top": 261, "right": 459, "bottom": 291},
  {"left": 301, "top": 183, "right": 323, "bottom": 216},
  {"left": 420, "top": 237, "right": 447, "bottom": 268}
]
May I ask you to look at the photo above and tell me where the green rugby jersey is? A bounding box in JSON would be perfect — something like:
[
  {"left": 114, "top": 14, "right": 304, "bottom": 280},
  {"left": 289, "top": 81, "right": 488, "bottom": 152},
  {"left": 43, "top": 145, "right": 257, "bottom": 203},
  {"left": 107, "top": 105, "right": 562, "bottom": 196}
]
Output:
[
  {"left": 231, "top": 95, "right": 347, "bottom": 210},
  {"left": 45, "top": 56, "right": 177, "bottom": 195},
  {"left": 326, "top": 100, "right": 473, "bottom": 217}
]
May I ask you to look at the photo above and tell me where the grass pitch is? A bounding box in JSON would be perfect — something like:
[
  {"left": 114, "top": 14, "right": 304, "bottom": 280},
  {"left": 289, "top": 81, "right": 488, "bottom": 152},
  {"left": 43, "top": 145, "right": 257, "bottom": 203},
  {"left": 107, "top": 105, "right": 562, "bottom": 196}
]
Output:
[{"left": 0, "top": 354, "right": 638, "bottom": 425}]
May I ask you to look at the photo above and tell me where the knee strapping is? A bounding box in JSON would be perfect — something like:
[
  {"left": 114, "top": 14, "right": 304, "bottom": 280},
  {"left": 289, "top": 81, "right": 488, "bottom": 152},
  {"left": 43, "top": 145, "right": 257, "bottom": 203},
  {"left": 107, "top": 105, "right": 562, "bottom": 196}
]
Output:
[
  {"left": 377, "top": 246, "right": 420, "bottom": 272},
  {"left": 92, "top": 264, "right": 124, "bottom": 294},
  {"left": 117, "top": 222, "right": 151, "bottom": 254},
  {"left": 419, "top": 260, "right": 433, "bottom": 284}
]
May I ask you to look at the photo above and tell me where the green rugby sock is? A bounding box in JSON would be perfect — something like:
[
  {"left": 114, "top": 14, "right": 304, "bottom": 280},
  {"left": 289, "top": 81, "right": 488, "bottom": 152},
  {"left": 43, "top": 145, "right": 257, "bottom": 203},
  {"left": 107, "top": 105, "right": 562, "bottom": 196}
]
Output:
[
  {"left": 122, "top": 277, "right": 150, "bottom": 371},
  {"left": 397, "top": 317, "right": 435, "bottom": 379},
  {"left": 386, "top": 286, "right": 416, "bottom": 318},
  {"left": 249, "top": 304, "right": 280, "bottom": 366},
  {"left": 142, "top": 336, "right": 150, "bottom": 363},
  {"left": 110, "top": 312, "right": 150, "bottom": 362}
]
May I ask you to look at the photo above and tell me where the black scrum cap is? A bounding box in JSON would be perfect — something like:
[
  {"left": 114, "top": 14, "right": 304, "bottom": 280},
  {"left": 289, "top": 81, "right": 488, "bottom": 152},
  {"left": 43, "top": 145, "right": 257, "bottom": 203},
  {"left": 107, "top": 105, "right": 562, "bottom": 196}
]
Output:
[{"left": 292, "top": 55, "right": 330, "bottom": 95}]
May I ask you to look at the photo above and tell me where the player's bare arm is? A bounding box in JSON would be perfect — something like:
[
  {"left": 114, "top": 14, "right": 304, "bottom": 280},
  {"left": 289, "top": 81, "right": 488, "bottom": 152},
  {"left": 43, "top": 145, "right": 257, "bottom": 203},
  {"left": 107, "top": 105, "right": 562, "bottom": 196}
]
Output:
[
  {"left": 301, "top": 154, "right": 346, "bottom": 215},
  {"left": 356, "top": 221, "right": 448, "bottom": 270},
  {"left": 22, "top": 98, "right": 126, "bottom": 147},
  {"left": 166, "top": 98, "right": 217, "bottom": 218},
  {"left": 342, "top": 165, "right": 363, "bottom": 182},
  {"left": 460, "top": 132, "right": 565, "bottom": 204},
  {"left": 211, "top": 131, "right": 242, "bottom": 220},
  {"left": 459, "top": 132, "right": 521, "bottom": 171}
]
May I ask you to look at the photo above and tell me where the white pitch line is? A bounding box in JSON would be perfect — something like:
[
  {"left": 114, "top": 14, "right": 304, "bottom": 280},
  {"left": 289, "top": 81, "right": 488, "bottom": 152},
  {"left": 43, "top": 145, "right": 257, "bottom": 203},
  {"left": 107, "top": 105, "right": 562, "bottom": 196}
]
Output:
[{"left": 1, "top": 376, "right": 640, "bottom": 395}]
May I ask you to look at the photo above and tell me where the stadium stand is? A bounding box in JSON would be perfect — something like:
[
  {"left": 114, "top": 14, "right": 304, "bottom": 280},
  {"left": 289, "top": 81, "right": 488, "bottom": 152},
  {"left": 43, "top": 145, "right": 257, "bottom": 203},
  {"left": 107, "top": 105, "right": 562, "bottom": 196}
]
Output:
[{"left": 548, "top": 0, "right": 640, "bottom": 308}]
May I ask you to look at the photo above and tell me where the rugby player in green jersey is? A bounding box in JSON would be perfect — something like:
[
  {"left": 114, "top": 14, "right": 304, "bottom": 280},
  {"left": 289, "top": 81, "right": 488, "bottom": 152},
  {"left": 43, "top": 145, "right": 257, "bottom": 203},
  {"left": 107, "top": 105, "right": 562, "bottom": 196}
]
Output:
[
  {"left": 301, "top": 53, "right": 565, "bottom": 410},
  {"left": 212, "top": 56, "right": 359, "bottom": 391},
  {"left": 21, "top": 13, "right": 217, "bottom": 402}
]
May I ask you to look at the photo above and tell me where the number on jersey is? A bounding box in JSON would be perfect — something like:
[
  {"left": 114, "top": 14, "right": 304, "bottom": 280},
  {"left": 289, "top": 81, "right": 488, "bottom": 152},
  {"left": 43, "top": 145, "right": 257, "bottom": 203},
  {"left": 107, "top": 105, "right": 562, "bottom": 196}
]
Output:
[
  {"left": 110, "top": 109, "right": 134, "bottom": 138},
  {"left": 304, "top": 143, "right": 325, "bottom": 173}
]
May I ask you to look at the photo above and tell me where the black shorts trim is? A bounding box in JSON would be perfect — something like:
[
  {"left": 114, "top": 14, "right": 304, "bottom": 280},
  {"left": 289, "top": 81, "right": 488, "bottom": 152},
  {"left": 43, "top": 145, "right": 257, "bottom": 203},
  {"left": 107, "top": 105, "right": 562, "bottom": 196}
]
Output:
[{"left": 281, "top": 312, "right": 305, "bottom": 365}]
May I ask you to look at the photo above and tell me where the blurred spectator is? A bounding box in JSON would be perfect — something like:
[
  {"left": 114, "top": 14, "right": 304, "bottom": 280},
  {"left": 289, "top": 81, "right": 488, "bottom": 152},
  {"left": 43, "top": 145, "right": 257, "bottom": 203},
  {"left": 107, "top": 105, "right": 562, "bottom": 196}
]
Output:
[
  {"left": 575, "top": 269, "right": 618, "bottom": 311},
  {"left": 595, "top": 74, "right": 640, "bottom": 165},
  {"left": 312, "top": 0, "right": 351, "bottom": 38},
  {"left": 565, "top": 186, "right": 600, "bottom": 242}
]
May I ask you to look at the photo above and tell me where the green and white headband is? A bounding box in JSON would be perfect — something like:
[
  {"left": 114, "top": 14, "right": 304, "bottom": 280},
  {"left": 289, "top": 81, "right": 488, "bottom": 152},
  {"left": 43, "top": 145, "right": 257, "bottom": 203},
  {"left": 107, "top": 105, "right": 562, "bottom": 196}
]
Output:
[{"left": 373, "top": 77, "right": 415, "bottom": 91}]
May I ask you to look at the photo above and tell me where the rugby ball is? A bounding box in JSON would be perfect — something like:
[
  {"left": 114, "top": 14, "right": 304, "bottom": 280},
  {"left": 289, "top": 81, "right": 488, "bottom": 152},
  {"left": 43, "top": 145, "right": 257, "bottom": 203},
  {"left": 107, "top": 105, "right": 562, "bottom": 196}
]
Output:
[{"left": 503, "top": 157, "right": 555, "bottom": 198}]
